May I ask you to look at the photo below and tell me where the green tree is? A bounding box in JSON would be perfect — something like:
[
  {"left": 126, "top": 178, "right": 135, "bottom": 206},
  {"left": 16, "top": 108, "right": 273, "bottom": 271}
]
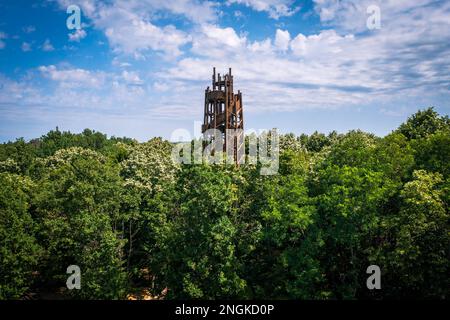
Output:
[
  {"left": 381, "top": 170, "right": 449, "bottom": 298},
  {"left": 163, "top": 164, "right": 246, "bottom": 299},
  {"left": 305, "top": 131, "right": 330, "bottom": 153},
  {"left": 279, "top": 133, "right": 303, "bottom": 153},
  {"left": 0, "top": 173, "right": 41, "bottom": 299},
  {"left": 246, "top": 150, "right": 325, "bottom": 299},
  {"left": 313, "top": 165, "right": 396, "bottom": 299},
  {"left": 397, "top": 107, "right": 449, "bottom": 140},
  {"left": 412, "top": 129, "right": 450, "bottom": 178},
  {"left": 0, "top": 138, "right": 37, "bottom": 174},
  {"left": 119, "top": 138, "right": 179, "bottom": 290},
  {"left": 323, "top": 130, "right": 377, "bottom": 168},
  {"left": 370, "top": 132, "right": 415, "bottom": 182},
  {"left": 34, "top": 147, "right": 127, "bottom": 299}
]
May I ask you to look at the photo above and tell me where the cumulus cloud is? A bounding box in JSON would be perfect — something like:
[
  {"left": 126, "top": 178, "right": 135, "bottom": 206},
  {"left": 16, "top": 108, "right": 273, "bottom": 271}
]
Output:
[
  {"left": 21, "top": 42, "right": 32, "bottom": 52},
  {"left": 0, "top": 68, "right": 196, "bottom": 129},
  {"left": 227, "top": 0, "right": 300, "bottom": 19},
  {"left": 3, "top": 0, "right": 449, "bottom": 131},
  {"left": 143, "top": 0, "right": 217, "bottom": 24},
  {"left": 23, "top": 25, "right": 36, "bottom": 33},
  {"left": 159, "top": 0, "right": 450, "bottom": 114},
  {"left": 274, "top": 29, "right": 290, "bottom": 51},
  {"left": 191, "top": 24, "right": 246, "bottom": 58},
  {"left": 42, "top": 39, "right": 54, "bottom": 51},
  {"left": 68, "top": 29, "right": 87, "bottom": 42},
  {"left": 29, "top": 0, "right": 450, "bottom": 117},
  {"left": 38, "top": 65, "right": 106, "bottom": 88},
  {"left": 103, "top": 18, "right": 191, "bottom": 58},
  {"left": 0, "top": 75, "right": 42, "bottom": 105},
  {"left": 290, "top": 30, "right": 354, "bottom": 59},
  {"left": 96, "top": 5, "right": 190, "bottom": 58},
  {"left": 120, "top": 70, "right": 144, "bottom": 86},
  {"left": 0, "top": 32, "right": 7, "bottom": 49},
  {"left": 312, "top": 0, "right": 448, "bottom": 33},
  {"left": 55, "top": 0, "right": 214, "bottom": 58}
]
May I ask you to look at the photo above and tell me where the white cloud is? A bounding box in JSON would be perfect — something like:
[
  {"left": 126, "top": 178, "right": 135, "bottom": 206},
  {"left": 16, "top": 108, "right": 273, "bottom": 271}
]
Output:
[
  {"left": 274, "top": 29, "right": 290, "bottom": 51},
  {"left": 42, "top": 39, "right": 54, "bottom": 51},
  {"left": 23, "top": 25, "right": 36, "bottom": 33},
  {"left": 0, "top": 75, "right": 42, "bottom": 105},
  {"left": 153, "top": 82, "right": 170, "bottom": 92},
  {"left": 120, "top": 70, "right": 143, "bottom": 85},
  {"left": 0, "top": 68, "right": 195, "bottom": 127},
  {"left": 158, "top": 2, "right": 450, "bottom": 114},
  {"left": 103, "top": 18, "right": 191, "bottom": 58},
  {"left": 234, "top": 10, "right": 244, "bottom": 19},
  {"left": 143, "top": 0, "right": 217, "bottom": 24},
  {"left": 98, "top": 7, "right": 190, "bottom": 58},
  {"left": 2, "top": 0, "right": 449, "bottom": 131},
  {"left": 0, "top": 32, "right": 6, "bottom": 49},
  {"left": 290, "top": 30, "right": 354, "bottom": 58},
  {"left": 38, "top": 65, "right": 106, "bottom": 88},
  {"left": 21, "top": 42, "right": 32, "bottom": 52},
  {"left": 112, "top": 58, "right": 132, "bottom": 68},
  {"left": 248, "top": 38, "right": 272, "bottom": 53},
  {"left": 312, "top": 0, "right": 446, "bottom": 33},
  {"left": 68, "top": 29, "right": 87, "bottom": 42},
  {"left": 227, "top": 0, "right": 300, "bottom": 19},
  {"left": 57, "top": 0, "right": 218, "bottom": 23},
  {"left": 55, "top": 0, "right": 213, "bottom": 58},
  {"left": 190, "top": 24, "right": 246, "bottom": 58}
]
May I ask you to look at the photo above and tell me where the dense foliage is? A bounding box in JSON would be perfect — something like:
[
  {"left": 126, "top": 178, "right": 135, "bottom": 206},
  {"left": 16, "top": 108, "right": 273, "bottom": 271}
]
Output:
[{"left": 0, "top": 108, "right": 448, "bottom": 299}]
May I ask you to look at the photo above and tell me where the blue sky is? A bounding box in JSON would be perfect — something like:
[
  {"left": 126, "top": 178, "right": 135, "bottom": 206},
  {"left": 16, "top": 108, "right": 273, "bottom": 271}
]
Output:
[{"left": 0, "top": 0, "right": 449, "bottom": 142}]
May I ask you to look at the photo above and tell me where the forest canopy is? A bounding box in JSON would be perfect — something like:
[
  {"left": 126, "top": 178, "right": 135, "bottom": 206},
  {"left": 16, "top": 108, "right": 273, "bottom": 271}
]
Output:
[{"left": 0, "top": 108, "right": 449, "bottom": 300}]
